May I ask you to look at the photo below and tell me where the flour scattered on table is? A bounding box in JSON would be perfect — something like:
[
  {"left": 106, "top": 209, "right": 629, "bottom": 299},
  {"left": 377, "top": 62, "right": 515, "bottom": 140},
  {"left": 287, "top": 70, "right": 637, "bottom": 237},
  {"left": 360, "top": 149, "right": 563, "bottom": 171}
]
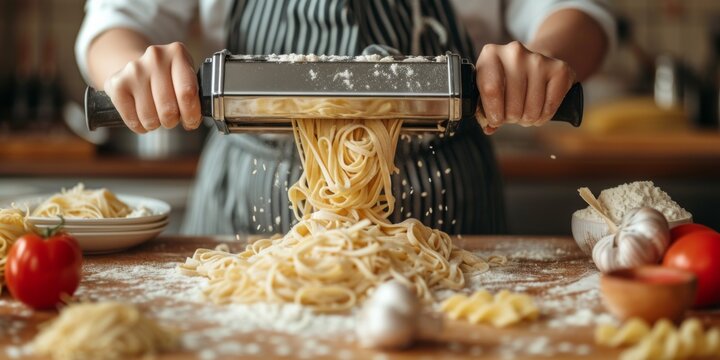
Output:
[
  {"left": 547, "top": 271, "right": 600, "bottom": 296},
  {"left": 74, "top": 261, "right": 355, "bottom": 359},
  {"left": 2, "top": 236, "right": 613, "bottom": 359}
]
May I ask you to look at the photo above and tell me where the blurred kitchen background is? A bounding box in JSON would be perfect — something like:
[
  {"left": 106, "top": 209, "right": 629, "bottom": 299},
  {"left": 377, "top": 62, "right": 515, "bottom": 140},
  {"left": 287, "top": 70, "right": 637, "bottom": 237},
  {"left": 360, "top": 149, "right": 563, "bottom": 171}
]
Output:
[{"left": 1, "top": 0, "right": 719, "bottom": 235}]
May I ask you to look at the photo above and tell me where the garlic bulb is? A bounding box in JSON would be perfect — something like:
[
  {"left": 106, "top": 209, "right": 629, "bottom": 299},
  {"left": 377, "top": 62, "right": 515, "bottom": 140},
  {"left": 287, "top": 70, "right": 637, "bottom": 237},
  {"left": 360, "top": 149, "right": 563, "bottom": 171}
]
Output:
[
  {"left": 356, "top": 281, "right": 419, "bottom": 349},
  {"left": 356, "top": 281, "right": 444, "bottom": 349},
  {"left": 592, "top": 207, "right": 671, "bottom": 273}
]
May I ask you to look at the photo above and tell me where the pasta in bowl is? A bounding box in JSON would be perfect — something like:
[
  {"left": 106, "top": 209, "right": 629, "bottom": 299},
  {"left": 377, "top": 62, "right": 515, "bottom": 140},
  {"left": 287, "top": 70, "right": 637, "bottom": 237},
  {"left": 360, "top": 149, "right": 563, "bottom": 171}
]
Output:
[
  {"left": 5, "top": 184, "right": 172, "bottom": 254},
  {"left": 11, "top": 184, "right": 171, "bottom": 226}
]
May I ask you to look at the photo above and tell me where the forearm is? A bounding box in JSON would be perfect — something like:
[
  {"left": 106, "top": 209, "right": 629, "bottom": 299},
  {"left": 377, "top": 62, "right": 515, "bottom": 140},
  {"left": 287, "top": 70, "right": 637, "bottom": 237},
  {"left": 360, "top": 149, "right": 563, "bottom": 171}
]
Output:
[
  {"left": 527, "top": 9, "right": 608, "bottom": 81},
  {"left": 87, "top": 28, "right": 150, "bottom": 89}
]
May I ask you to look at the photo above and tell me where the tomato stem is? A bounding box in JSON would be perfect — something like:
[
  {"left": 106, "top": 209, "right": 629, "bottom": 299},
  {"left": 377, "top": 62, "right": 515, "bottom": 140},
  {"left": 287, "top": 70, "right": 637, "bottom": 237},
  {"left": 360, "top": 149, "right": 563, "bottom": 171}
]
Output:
[{"left": 43, "top": 216, "right": 66, "bottom": 238}]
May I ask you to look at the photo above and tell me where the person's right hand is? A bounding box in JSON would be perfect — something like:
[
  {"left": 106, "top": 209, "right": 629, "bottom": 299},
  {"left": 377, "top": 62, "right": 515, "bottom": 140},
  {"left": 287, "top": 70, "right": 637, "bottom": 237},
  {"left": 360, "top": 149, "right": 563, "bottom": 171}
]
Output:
[{"left": 103, "top": 42, "right": 202, "bottom": 134}]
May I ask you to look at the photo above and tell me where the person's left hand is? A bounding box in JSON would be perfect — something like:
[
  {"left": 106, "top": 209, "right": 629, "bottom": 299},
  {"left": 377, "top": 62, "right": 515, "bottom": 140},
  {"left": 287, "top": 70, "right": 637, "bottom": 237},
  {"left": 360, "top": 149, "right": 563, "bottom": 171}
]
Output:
[{"left": 475, "top": 41, "right": 576, "bottom": 135}]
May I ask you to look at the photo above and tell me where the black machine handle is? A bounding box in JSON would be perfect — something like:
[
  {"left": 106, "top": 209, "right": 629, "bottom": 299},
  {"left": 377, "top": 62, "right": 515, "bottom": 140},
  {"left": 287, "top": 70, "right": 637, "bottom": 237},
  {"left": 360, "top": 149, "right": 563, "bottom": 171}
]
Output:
[
  {"left": 84, "top": 87, "right": 127, "bottom": 131},
  {"left": 548, "top": 82, "right": 584, "bottom": 127},
  {"left": 85, "top": 67, "right": 209, "bottom": 130}
]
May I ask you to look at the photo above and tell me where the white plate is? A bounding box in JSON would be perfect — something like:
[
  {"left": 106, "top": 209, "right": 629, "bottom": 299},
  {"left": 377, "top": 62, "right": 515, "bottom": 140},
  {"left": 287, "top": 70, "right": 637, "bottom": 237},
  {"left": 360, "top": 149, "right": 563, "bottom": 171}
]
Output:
[
  {"left": 71, "top": 225, "right": 168, "bottom": 254},
  {"left": 11, "top": 194, "right": 171, "bottom": 225},
  {"left": 34, "top": 218, "right": 170, "bottom": 232}
]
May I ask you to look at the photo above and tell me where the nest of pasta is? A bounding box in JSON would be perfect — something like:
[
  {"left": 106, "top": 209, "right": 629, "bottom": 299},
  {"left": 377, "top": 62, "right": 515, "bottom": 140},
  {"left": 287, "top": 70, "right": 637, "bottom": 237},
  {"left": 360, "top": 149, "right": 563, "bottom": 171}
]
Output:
[{"left": 32, "top": 183, "right": 132, "bottom": 219}]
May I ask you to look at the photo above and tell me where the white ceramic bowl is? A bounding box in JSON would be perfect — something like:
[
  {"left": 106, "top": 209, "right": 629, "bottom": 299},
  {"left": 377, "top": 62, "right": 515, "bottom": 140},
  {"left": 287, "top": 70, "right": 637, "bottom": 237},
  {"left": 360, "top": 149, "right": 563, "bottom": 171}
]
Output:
[
  {"left": 6, "top": 194, "right": 172, "bottom": 254},
  {"left": 72, "top": 225, "right": 168, "bottom": 254},
  {"left": 34, "top": 218, "right": 169, "bottom": 232},
  {"left": 571, "top": 212, "right": 693, "bottom": 256}
]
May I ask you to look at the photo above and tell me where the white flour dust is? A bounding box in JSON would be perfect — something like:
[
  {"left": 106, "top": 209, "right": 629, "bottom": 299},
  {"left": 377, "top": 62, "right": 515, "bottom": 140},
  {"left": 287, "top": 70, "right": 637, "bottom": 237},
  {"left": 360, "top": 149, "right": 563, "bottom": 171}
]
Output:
[{"left": 2, "top": 237, "right": 611, "bottom": 359}]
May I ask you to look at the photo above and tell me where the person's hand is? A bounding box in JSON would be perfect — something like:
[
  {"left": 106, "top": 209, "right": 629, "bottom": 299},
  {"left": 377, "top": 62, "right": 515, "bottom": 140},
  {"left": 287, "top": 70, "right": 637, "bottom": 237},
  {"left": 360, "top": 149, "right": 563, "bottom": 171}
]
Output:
[
  {"left": 475, "top": 41, "right": 576, "bottom": 135},
  {"left": 103, "top": 42, "right": 201, "bottom": 134}
]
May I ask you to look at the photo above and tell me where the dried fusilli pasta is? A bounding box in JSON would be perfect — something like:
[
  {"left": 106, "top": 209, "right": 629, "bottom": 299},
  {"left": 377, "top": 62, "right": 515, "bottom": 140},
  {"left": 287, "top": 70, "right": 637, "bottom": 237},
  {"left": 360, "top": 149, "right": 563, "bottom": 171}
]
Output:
[
  {"left": 440, "top": 289, "right": 539, "bottom": 327},
  {"left": 596, "top": 318, "right": 720, "bottom": 360}
]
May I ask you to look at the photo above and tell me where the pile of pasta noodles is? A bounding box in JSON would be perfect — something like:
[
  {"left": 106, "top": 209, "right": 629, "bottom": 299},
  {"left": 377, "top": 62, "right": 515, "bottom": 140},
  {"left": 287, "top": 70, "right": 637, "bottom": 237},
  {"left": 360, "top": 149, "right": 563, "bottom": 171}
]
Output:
[
  {"left": 32, "top": 302, "right": 177, "bottom": 360},
  {"left": 32, "top": 183, "right": 131, "bottom": 219},
  {"left": 0, "top": 208, "right": 29, "bottom": 295},
  {"left": 180, "top": 118, "right": 503, "bottom": 312}
]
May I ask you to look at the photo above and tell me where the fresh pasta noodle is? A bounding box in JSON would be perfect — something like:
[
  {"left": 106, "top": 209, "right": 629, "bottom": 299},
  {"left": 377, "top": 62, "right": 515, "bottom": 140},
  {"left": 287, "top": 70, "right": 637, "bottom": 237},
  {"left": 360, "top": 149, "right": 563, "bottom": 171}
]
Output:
[
  {"left": 32, "top": 302, "right": 177, "bottom": 360},
  {"left": 180, "top": 102, "right": 505, "bottom": 312},
  {"left": 32, "top": 183, "right": 131, "bottom": 219},
  {"left": 0, "top": 208, "right": 29, "bottom": 295},
  {"left": 439, "top": 289, "right": 539, "bottom": 327},
  {"left": 595, "top": 317, "right": 720, "bottom": 360}
]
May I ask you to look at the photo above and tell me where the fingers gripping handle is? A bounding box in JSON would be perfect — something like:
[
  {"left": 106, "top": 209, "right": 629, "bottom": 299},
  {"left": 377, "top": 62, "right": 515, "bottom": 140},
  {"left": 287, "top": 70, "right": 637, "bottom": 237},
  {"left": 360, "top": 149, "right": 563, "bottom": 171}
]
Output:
[
  {"left": 462, "top": 61, "right": 584, "bottom": 127},
  {"left": 85, "top": 87, "right": 126, "bottom": 131}
]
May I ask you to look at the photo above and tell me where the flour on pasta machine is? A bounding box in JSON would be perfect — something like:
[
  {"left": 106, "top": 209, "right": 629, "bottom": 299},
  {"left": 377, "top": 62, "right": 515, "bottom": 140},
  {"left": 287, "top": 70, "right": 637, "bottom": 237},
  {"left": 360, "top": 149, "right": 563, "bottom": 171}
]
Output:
[{"left": 85, "top": 50, "right": 584, "bottom": 135}]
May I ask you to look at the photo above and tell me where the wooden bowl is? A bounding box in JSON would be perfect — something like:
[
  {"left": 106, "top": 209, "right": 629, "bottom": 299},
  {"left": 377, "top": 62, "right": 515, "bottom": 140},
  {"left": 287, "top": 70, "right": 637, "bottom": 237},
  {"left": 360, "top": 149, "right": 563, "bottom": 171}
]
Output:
[{"left": 600, "top": 266, "right": 697, "bottom": 323}]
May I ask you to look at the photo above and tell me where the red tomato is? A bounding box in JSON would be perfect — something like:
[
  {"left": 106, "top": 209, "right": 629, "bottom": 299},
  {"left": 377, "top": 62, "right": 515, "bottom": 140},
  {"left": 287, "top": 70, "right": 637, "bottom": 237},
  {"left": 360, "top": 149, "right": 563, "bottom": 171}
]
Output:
[
  {"left": 663, "top": 231, "right": 720, "bottom": 307},
  {"left": 670, "top": 223, "right": 716, "bottom": 242},
  {"left": 4, "top": 230, "right": 82, "bottom": 310}
]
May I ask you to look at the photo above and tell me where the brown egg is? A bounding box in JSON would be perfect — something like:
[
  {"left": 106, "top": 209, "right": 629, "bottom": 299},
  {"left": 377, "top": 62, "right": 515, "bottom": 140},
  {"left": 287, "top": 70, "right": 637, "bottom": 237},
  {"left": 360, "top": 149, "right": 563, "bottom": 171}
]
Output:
[{"left": 600, "top": 266, "right": 697, "bottom": 323}]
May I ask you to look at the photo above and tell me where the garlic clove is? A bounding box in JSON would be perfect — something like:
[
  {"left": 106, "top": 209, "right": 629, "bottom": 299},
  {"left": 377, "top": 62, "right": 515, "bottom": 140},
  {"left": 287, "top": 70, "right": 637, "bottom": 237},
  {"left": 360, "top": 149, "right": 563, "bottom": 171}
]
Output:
[{"left": 356, "top": 300, "right": 416, "bottom": 349}]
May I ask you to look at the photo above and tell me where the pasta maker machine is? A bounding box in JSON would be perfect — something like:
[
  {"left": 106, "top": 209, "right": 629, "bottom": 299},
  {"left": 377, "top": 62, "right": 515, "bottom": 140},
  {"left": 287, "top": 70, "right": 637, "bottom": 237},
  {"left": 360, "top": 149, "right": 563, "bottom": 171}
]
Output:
[{"left": 85, "top": 50, "right": 583, "bottom": 135}]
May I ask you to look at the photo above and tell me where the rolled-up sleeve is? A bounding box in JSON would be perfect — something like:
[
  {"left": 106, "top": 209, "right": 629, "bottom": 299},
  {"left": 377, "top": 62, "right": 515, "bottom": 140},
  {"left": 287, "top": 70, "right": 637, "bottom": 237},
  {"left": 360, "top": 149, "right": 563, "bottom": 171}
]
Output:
[
  {"left": 75, "top": 0, "right": 197, "bottom": 83},
  {"left": 506, "top": 0, "right": 617, "bottom": 53}
]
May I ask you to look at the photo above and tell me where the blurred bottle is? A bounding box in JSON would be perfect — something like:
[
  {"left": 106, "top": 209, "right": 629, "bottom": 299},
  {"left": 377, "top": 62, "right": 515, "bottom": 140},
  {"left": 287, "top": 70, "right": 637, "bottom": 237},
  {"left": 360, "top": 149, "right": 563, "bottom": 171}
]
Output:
[
  {"left": 0, "top": 0, "right": 16, "bottom": 126},
  {"left": 35, "top": 23, "right": 64, "bottom": 125},
  {"left": 692, "top": 17, "right": 719, "bottom": 129},
  {"left": 708, "top": 16, "right": 720, "bottom": 129},
  {"left": 616, "top": 15, "right": 655, "bottom": 93},
  {"left": 10, "top": 38, "right": 38, "bottom": 130},
  {"left": 654, "top": 55, "right": 703, "bottom": 127},
  {"left": 34, "top": 0, "right": 65, "bottom": 127}
]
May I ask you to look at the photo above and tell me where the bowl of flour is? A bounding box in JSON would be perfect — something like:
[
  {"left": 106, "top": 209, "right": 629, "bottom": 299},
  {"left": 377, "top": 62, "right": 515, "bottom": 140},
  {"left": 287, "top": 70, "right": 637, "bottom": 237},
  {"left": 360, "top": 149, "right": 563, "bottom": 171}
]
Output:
[{"left": 572, "top": 181, "right": 693, "bottom": 255}]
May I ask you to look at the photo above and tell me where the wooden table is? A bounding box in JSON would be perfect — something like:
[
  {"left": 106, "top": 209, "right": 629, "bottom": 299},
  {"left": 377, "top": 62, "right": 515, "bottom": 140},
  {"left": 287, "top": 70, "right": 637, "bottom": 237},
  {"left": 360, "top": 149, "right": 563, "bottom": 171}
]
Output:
[{"left": 1, "top": 236, "right": 718, "bottom": 359}]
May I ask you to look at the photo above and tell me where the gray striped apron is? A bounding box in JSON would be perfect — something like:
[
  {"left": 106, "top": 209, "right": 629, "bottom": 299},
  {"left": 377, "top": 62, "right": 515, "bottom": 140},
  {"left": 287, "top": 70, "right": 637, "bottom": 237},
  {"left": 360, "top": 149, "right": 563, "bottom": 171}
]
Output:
[{"left": 182, "top": 0, "right": 506, "bottom": 235}]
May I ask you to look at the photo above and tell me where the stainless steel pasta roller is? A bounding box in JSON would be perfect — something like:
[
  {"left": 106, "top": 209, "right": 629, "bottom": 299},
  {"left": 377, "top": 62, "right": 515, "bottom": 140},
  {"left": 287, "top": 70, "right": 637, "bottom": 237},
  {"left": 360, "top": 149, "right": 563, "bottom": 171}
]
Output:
[{"left": 85, "top": 50, "right": 583, "bottom": 135}]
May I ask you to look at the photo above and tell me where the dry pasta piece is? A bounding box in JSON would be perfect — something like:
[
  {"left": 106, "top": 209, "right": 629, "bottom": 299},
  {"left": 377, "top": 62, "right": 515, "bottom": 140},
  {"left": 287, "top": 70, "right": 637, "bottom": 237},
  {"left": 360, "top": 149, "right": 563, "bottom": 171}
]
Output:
[
  {"left": 595, "top": 317, "right": 650, "bottom": 347},
  {"left": 32, "top": 302, "right": 177, "bottom": 360},
  {"left": 440, "top": 289, "right": 539, "bottom": 327},
  {"left": 596, "top": 317, "right": 720, "bottom": 360},
  {"left": 179, "top": 117, "right": 503, "bottom": 312}
]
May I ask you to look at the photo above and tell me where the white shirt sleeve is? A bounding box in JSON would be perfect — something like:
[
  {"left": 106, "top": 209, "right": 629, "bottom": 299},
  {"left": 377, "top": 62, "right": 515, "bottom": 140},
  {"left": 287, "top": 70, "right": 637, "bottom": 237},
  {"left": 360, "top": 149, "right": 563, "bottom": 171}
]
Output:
[
  {"left": 74, "top": 0, "right": 198, "bottom": 83},
  {"left": 505, "top": 0, "right": 617, "bottom": 52}
]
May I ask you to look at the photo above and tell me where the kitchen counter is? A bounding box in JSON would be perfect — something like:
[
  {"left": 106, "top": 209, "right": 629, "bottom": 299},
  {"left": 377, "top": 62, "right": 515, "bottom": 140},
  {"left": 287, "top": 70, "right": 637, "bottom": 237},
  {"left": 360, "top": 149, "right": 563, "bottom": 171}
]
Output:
[
  {"left": 0, "top": 156, "right": 199, "bottom": 179},
  {"left": 4, "top": 129, "right": 720, "bottom": 234},
  {"left": 2, "top": 235, "right": 718, "bottom": 359},
  {"left": 3, "top": 153, "right": 720, "bottom": 180},
  {"left": 497, "top": 128, "right": 720, "bottom": 181},
  {"left": 3, "top": 130, "right": 720, "bottom": 180}
]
